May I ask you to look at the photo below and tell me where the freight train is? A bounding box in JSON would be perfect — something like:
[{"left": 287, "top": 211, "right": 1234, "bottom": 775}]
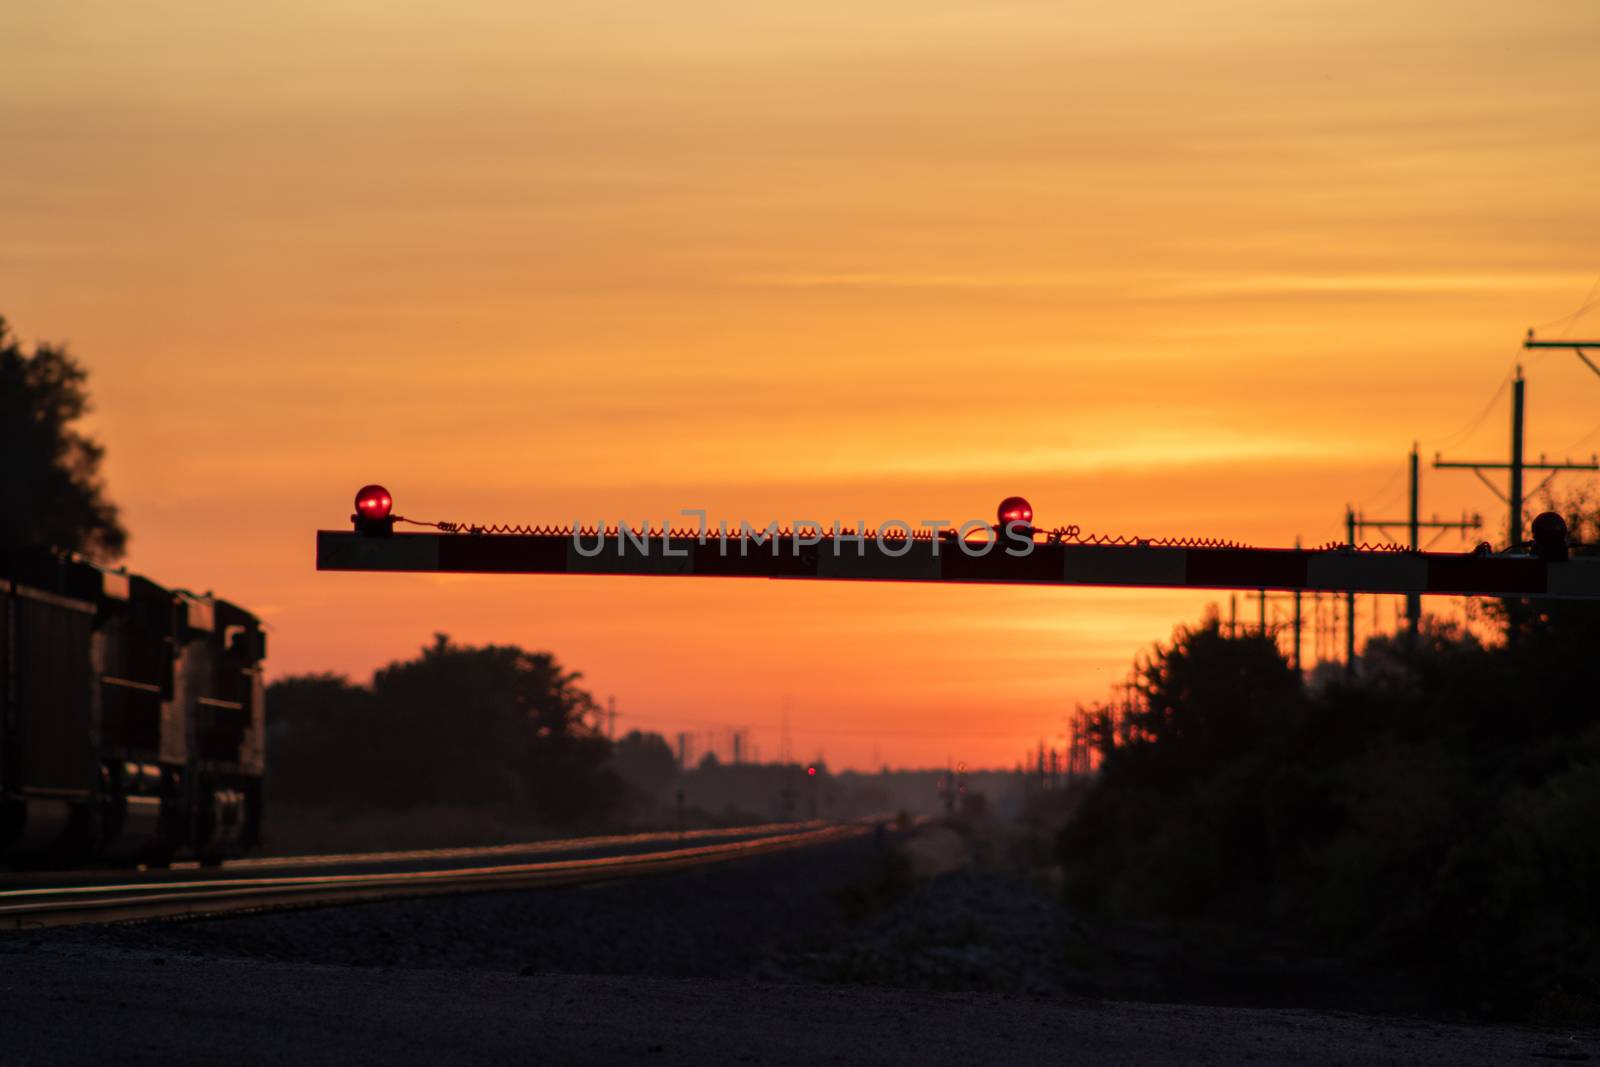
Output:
[{"left": 1, "top": 549, "right": 264, "bottom": 865}]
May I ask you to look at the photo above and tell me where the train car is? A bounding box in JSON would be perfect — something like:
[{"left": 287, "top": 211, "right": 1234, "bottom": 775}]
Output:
[
  {"left": 0, "top": 549, "right": 265, "bottom": 865},
  {"left": 172, "top": 590, "right": 265, "bottom": 859},
  {"left": 0, "top": 550, "right": 100, "bottom": 858}
]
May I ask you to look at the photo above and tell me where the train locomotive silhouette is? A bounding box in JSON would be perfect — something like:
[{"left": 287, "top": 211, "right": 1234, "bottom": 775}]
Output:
[{"left": 1, "top": 549, "right": 265, "bottom": 866}]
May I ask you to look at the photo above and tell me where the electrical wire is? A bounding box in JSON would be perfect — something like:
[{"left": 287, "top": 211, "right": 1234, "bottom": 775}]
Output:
[
  {"left": 1557, "top": 417, "right": 1600, "bottom": 457},
  {"left": 393, "top": 512, "right": 1444, "bottom": 556},
  {"left": 1422, "top": 373, "right": 1511, "bottom": 452},
  {"left": 1367, "top": 467, "right": 1403, "bottom": 502},
  {"left": 1530, "top": 273, "right": 1600, "bottom": 338}
]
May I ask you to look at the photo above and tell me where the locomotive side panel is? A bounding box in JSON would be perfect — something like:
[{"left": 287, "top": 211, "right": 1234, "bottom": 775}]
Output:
[
  {"left": 174, "top": 593, "right": 265, "bottom": 857},
  {"left": 10, "top": 586, "right": 97, "bottom": 797},
  {"left": 100, "top": 575, "right": 179, "bottom": 764},
  {"left": 1, "top": 583, "right": 9, "bottom": 793},
  {"left": 214, "top": 601, "right": 265, "bottom": 777},
  {"left": 0, "top": 573, "right": 98, "bottom": 860}
]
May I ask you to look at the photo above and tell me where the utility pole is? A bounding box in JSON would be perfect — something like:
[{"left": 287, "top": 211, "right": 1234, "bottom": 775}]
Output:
[
  {"left": 606, "top": 695, "right": 617, "bottom": 741},
  {"left": 1436, "top": 365, "right": 1598, "bottom": 547},
  {"left": 1292, "top": 591, "right": 1302, "bottom": 670},
  {"left": 779, "top": 700, "right": 792, "bottom": 766},
  {"left": 1411, "top": 444, "right": 1420, "bottom": 562},
  {"left": 1350, "top": 445, "right": 1481, "bottom": 638},
  {"left": 1512, "top": 370, "right": 1524, "bottom": 546},
  {"left": 1110, "top": 678, "right": 1139, "bottom": 746},
  {"left": 1245, "top": 556, "right": 1305, "bottom": 673},
  {"left": 1292, "top": 537, "right": 1302, "bottom": 674},
  {"left": 1345, "top": 508, "right": 1356, "bottom": 674}
]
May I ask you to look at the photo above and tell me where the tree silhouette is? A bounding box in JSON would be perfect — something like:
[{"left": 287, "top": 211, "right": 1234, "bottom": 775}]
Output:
[
  {"left": 1058, "top": 515, "right": 1600, "bottom": 1016},
  {"left": 609, "top": 730, "right": 679, "bottom": 802},
  {"left": 268, "top": 635, "right": 621, "bottom": 824},
  {"left": 0, "top": 317, "right": 127, "bottom": 560}
]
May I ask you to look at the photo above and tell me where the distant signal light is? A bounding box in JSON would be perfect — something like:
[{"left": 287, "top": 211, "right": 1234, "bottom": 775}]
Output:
[
  {"left": 353, "top": 484, "right": 395, "bottom": 536},
  {"left": 1532, "top": 511, "right": 1569, "bottom": 562},
  {"left": 997, "top": 496, "right": 1033, "bottom": 526},
  {"left": 997, "top": 495, "right": 1034, "bottom": 539}
]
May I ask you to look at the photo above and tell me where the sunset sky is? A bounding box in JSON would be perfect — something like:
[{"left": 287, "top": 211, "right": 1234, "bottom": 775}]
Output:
[{"left": 4, "top": 0, "right": 1598, "bottom": 768}]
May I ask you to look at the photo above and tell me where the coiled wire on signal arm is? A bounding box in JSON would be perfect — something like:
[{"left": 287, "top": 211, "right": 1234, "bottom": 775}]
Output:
[
  {"left": 394, "top": 514, "right": 1447, "bottom": 554},
  {"left": 1041, "top": 525, "right": 1252, "bottom": 549},
  {"left": 395, "top": 517, "right": 567, "bottom": 536}
]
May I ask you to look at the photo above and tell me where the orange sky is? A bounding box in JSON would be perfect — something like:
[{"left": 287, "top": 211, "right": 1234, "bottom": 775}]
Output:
[{"left": 4, "top": 0, "right": 1599, "bottom": 768}]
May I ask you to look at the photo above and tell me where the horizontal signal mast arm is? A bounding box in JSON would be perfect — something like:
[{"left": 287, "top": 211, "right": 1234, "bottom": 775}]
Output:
[{"left": 314, "top": 531, "right": 1600, "bottom": 600}]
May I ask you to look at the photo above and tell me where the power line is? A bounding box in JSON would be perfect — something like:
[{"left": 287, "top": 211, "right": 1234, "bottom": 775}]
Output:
[
  {"left": 1423, "top": 374, "right": 1512, "bottom": 452},
  {"left": 1559, "top": 417, "right": 1600, "bottom": 457},
  {"left": 1529, "top": 273, "right": 1600, "bottom": 337}
]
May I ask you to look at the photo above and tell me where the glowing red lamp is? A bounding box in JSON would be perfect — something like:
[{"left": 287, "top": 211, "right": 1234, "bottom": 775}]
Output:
[
  {"left": 353, "top": 484, "right": 395, "bottom": 535},
  {"left": 997, "top": 495, "right": 1033, "bottom": 528},
  {"left": 806, "top": 766, "right": 817, "bottom": 777},
  {"left": 355, "top": 485, "right": 393, "bottom": 520}
]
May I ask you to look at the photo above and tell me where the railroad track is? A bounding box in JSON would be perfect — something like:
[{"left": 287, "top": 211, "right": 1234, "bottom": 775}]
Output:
[{"left": 0, "top": 819, "right": 877, "bottom": 928}]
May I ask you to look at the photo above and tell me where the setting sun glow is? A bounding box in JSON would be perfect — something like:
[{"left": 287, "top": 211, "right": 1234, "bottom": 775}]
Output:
[{"left": 5, "top": 0, "right": 1598, "bottom": 767}]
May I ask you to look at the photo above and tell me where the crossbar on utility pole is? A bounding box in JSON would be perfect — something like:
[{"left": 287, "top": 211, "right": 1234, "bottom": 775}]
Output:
[{"left": 1524, "top": 334, "right": 1600, "bottom": 382}]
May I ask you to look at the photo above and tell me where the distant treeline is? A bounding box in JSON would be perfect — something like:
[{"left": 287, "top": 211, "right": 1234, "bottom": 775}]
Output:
[
  {"left": 268, "top": 637, "right": 1022, "bottom": 835},
  {"left": 268, "top": 634, "right": 619, "bottom": 826},
  {"left": 1059, "top": 497, "right": 1600, "bottom": 1017}
]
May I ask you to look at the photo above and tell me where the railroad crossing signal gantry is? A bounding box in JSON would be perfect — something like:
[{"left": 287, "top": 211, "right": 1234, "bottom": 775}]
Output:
[{"left": 318, "top": 489, "right": 1600, "bottom": 601}]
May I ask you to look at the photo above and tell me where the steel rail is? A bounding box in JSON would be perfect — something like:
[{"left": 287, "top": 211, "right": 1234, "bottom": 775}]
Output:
[
  {"left": 0, "top": 820, "right": 835, "bottom": 891},
  {"left": 1, "top": 821, "right": 871, "bottom": 929}
]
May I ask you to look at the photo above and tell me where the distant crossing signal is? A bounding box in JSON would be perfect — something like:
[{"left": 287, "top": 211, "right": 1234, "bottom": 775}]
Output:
[
  {"left": 997, "top": 495, "right": 1033, "bottom": 531},
  {"left": 1531, "top": 511, "right": 1569, "bottom": 563}
]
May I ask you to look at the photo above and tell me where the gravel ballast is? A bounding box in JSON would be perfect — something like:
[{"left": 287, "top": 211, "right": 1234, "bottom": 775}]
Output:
[{"left": 4, "top": 827, "right": 1592, "bottom": 1063}]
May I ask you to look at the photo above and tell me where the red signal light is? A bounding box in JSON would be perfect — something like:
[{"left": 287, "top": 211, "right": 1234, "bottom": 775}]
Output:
[
  {"left": 355, "top": 485, "right": 393, "bottom": 521},
  {"left": 997, "top": 496, "right": 1033, "bottom": 527},
  {"left": 353, "top": 484, "right": 395, "bottom": 536},
  {"left": 807, "top": 766, "right": 816, "bottom": 777}
]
